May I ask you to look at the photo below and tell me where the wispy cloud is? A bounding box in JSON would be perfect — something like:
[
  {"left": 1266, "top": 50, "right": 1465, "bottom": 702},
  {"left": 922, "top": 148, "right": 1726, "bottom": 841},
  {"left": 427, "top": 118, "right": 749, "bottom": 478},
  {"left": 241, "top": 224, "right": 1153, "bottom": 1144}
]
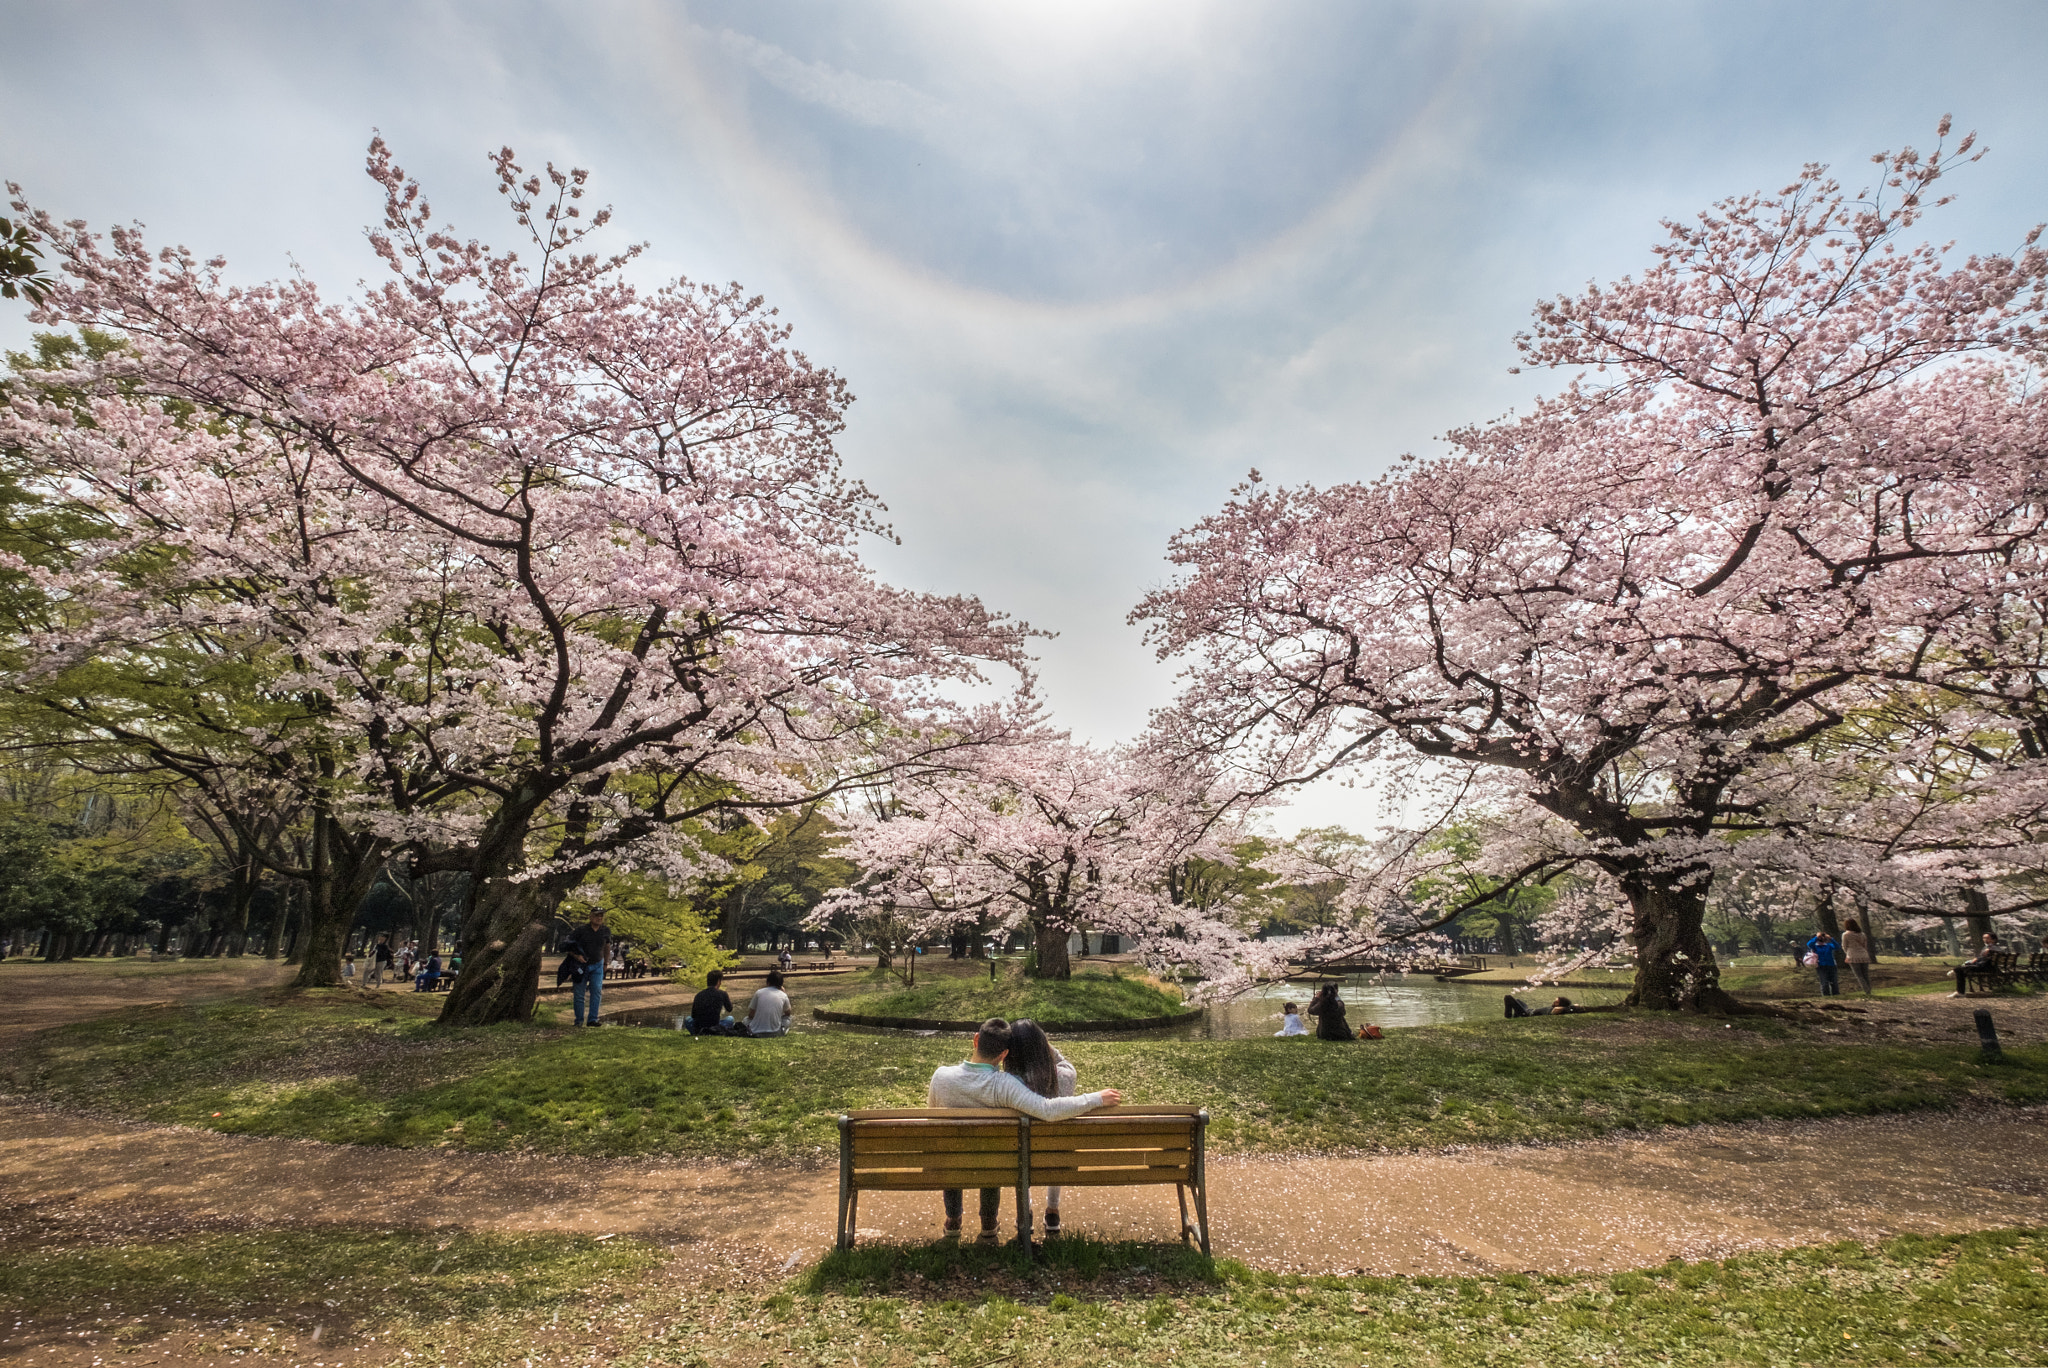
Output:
[{"left": 709, "top": 27, "right": 971, "bottom": 156}]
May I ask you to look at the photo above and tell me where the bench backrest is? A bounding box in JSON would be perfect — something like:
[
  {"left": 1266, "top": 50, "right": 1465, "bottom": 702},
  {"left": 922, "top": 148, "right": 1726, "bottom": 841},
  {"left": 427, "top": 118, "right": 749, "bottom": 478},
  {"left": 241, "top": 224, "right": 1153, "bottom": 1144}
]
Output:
[
  {"left": 840, "top": 1106, "right": 1205, "bottom": 1192},
  {"left": 841, "top": 1109, "right": 1024, "bottom": 1191},
  {"left": 1029, "top": 1108, "right": 1202, "bottom": 1188}
]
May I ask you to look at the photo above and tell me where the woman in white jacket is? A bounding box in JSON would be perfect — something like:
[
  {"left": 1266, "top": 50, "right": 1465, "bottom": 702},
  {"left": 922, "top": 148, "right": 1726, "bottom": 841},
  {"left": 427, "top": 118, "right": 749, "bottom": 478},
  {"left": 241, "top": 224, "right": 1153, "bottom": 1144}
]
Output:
[{"left": 1004, "top": 1018, "right": 1079, "bottom": 1237}]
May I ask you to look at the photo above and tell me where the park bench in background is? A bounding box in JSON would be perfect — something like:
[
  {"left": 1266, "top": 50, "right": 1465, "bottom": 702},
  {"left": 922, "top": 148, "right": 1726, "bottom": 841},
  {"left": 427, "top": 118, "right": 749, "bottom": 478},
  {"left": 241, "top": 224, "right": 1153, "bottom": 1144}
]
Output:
[
  {"left": 836, "top": 1105, "right": 1210, "bottom": 1255},
  {"left": 1954, "top": 950, "right": 2048, "bottom": 994},
  {"left": 1956, "top": 950, "right": 2026, "bottom": 995}
]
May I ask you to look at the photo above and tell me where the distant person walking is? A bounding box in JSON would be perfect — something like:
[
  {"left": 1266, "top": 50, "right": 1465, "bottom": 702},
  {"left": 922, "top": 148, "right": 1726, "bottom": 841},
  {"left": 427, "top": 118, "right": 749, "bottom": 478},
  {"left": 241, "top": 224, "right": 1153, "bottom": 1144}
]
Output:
[
  {"left": 1840, "top": 919, "right": 1873, "bottom": 995},
  {"left": 367, "top": 936, "right": 393, "bottom": 988},
  {"left": 1804, "top": 931, "right": 1841, "bottom": 997},
  {"left": 564, "top": 909, "right": 611, "bottom": 1026}
]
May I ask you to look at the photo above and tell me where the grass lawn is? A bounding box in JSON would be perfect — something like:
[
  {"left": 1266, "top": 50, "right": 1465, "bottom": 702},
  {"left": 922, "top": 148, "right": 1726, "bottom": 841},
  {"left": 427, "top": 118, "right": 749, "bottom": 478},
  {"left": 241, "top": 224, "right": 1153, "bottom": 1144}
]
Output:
[
  {"left": 6, "top": 1225, "right": 2044, "bottom": 1366},
  {"left": 8, "top": 988, "right": 2044, "bottom": 1160},
  {"left": 834, "top": 967, "right": 1183, "bottom": 1023}
]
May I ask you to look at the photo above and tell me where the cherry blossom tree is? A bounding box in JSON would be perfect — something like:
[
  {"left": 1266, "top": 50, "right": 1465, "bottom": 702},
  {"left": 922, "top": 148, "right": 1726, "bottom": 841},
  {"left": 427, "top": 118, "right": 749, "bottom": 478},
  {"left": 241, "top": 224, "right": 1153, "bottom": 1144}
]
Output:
[
  {"left": 815, "top": 736, "right": 1275, "bottom": 994},
  {"left": 1138, "top": 123, "right": 2048, "bottom": 1011},
  {"left": 4, "top": 141, "right": 1032, "bottom": 1020}
]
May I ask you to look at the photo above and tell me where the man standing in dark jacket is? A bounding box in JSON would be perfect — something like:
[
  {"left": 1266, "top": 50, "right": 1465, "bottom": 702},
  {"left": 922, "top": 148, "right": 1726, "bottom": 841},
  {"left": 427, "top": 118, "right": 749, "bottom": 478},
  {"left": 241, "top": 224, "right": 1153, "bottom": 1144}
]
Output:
[{"left": 566, "top": 910, "right": 612, "bottom": 1026}]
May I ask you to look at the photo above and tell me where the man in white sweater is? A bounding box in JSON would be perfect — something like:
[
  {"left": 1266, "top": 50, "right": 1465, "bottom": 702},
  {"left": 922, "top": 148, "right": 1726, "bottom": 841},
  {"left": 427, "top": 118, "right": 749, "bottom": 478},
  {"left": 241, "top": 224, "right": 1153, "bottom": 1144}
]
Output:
[{"left": 927, "top": 1018, "right": 1122, "bottom": 1241}]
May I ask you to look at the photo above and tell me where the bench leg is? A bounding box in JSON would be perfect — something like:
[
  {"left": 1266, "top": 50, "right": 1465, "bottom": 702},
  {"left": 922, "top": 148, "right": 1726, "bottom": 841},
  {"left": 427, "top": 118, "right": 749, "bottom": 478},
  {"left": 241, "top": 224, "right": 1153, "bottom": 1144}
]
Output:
[
  {"left": 1194, "top": 1177, "right": 1211, "bottom": 1258},
  {"left": 836, "top": 1117, "right": 855, "bottom": 1250},
  {"left": 1177, "top": 1183, "right": 1192, "bottom": 1245}
]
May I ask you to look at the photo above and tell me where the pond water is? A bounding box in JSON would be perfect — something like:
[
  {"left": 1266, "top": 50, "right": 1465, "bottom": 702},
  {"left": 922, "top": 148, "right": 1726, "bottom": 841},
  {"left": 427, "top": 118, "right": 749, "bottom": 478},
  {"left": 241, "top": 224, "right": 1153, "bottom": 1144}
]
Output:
[
  {"left": 1166, "top": 974, "right": 1508, "bottom": 1039},
  {"left": 793, "top": 971, "right": 1628, "bottom": 1040}
]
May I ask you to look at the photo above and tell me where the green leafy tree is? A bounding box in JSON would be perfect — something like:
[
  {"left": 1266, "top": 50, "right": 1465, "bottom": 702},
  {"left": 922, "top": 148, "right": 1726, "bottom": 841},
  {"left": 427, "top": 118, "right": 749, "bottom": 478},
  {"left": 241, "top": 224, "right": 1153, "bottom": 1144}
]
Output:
[{"left": 0, "top": 215, "right": 52, "bottom": 306}]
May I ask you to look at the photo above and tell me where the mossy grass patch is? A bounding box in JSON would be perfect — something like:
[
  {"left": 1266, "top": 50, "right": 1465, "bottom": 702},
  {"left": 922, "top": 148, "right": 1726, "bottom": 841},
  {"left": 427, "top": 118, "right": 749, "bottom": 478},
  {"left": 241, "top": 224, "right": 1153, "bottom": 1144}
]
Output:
[
  {"left": 10, "top": 1226, "right": 2045, "bottom": 1367},
  {"left": 9, "top": 991, "right": 2046, "bottom": 1159}
]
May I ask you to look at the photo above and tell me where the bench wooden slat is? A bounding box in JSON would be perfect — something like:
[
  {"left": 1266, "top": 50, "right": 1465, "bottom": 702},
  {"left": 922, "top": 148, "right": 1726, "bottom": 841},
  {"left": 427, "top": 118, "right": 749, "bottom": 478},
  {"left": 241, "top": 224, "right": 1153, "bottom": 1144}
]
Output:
[
  {"left": 853, "top": 1134, "right": 1024, "bottom": 1154},
  {"left": 853, "top": 1151, "right": 1027, "bottom": 1174},
  {"left": 1029, "top": 1131, "right": 1193, "bottom": 1148},
  {"left": 1027, "top": 1167, "right": 1194, "bottom": 1187},
  {"left": 1024, "top": 1130, "right": 1196, "bottom": 1138},
  {"left": 852, "top": 1170, "right": 1022, "bottom": 1191},
  {"left": 843, "top": 1108, "right": 1024, "bottom": 1120},
  {"left": 1032, "top": 1163, "right": 1196, "bottom": 1179}
]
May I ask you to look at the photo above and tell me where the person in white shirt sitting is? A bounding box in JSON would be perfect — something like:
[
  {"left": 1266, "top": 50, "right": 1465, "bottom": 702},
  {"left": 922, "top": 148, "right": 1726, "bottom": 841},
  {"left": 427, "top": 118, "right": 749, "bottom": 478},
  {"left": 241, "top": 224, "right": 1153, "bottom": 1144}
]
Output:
[
  {"left": 926, "top": 1018, "right": 1122, "bottom": 1242},
  {"left": 1275, "top": 1002, "right": 1309, "bottom": 1036},
  {"left": 747, "top": 970, "right": 793, "bottom": 1036}
]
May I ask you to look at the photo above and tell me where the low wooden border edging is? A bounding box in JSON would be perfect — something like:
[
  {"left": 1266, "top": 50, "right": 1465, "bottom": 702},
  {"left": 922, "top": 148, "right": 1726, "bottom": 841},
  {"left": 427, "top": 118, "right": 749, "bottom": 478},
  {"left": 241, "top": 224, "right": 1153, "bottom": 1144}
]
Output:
[{"left": 812, "top": 1007, "right": 1204, "bottom": 1033}]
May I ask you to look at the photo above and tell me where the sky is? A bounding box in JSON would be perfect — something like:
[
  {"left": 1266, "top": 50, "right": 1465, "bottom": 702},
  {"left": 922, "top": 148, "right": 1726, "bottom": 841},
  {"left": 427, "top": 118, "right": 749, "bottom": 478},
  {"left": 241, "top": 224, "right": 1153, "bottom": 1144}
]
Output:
[{"left": 4, "top": 0, "right": 2046, "bottom": 830}]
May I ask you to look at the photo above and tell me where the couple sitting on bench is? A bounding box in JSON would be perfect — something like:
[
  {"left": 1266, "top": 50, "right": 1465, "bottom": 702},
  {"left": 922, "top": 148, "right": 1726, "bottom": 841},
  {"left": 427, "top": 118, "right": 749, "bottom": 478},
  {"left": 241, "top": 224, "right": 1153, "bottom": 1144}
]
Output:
[{"left": 927, "top": 1016, "right": 1123, "bottom": 1242}]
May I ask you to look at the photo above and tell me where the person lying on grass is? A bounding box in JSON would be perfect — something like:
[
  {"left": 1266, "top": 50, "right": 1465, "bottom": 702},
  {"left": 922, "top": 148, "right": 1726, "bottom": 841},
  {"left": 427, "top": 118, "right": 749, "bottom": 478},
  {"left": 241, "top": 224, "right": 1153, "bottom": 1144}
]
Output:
[
  {"left": 1504, "top": 994, "right": 1579, "bottom": 1018},
  {"left": 927, "top": 1017, "right": 1123, "bottom": 1243}
]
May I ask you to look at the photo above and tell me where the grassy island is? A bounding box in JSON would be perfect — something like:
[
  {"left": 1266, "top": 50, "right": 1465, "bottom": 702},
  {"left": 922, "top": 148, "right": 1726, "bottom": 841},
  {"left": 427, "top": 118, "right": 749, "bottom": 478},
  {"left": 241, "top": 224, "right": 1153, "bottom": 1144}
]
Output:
[{"left": 831, "top": 967, "right": 1183, "bottom": 1025}]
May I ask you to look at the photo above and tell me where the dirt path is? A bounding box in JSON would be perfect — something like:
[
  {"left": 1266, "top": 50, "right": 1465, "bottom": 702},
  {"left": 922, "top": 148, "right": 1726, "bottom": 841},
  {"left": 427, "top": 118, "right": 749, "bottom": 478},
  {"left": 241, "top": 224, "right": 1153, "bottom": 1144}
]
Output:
[{"left": 6, "top": 1100, "right": 2044, "bottom": 1277}]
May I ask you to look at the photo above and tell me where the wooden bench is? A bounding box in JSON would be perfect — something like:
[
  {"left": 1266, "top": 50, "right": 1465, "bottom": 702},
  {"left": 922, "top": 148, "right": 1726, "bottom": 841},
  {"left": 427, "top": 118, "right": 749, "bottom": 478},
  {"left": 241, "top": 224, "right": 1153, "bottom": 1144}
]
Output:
[
  {"left": 1958, "top": 950, "right": 2048, "bottom": 994},
  {"left": 1957, "top": 950, "right": 2019, "bottom": 994},
  {"left": 835, "top": 1105, "right": 1210, "bottom": 1255}
]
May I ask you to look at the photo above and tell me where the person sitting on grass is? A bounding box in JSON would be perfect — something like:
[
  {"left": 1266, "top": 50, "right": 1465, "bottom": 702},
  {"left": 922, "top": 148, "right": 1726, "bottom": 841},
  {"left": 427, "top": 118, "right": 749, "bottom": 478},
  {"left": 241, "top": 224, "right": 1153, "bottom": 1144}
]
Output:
[
  {"left": 1504, "top": 994, "right": 1579, "bottom": 1017},
  {"left": 1274, "top": 1002, "right": 1309, "bottom": 1036},
  {"left": 927, "top": 1018, "right": 1122, "bottom": 1243},
  {"left": 747, "top": 970, "right": 792, "bottom": 1036},
  {"left": 1307, "top": 983, "right": 1353, "bottom": 1040},
  {"left": 688, "top": 969, "right": 740, "bottom": 1035}
]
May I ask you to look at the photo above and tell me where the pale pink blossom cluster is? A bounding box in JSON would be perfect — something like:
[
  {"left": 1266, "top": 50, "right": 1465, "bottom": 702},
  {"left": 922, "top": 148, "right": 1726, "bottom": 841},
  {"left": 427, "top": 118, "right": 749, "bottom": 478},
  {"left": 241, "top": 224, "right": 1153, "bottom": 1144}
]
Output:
[
  {"left": 3, "top": 142, "right": 1034, "bottom": 1016},
  {"left": 1136, "top": 122, "right": 2048, "bottom": 1008},
  {"left": 811, "top": 732, "right": 1284, "bottom": 999}
]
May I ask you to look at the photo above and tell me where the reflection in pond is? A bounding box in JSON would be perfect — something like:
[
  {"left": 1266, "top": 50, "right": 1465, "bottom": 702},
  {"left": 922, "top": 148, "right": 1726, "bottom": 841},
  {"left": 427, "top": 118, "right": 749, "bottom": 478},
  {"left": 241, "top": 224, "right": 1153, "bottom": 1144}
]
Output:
[
  {"left": 795, "top": 971, "right": 1629, "bottom": 1040},
  {"left": 1165, "top": 974, "right": 1627, "bottom": 1039}
]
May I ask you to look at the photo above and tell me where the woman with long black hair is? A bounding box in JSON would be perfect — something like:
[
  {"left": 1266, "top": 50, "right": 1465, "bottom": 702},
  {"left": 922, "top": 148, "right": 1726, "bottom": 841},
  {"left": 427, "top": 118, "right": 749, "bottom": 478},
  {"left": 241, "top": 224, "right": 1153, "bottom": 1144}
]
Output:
[
  {"left": 1306, "top": 983, "right": 1354, "bottom": 1040},
  {"left": 1004, "top": 1018, "right": 1078, "bottom": 1236}
]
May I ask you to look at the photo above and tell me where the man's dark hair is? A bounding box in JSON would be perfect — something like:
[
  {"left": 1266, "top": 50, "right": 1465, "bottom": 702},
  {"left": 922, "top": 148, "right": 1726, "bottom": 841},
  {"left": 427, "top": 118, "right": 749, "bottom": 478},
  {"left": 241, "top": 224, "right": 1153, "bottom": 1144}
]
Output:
[
  {"left": 974, "top": 1017, "right": 1013, "bottom": 1059},
  {"left": 706, "top": 969, "right": 724, "bottom": 987},
  {"left": 766, "top": 970, "right": 785, "bottom": 988}
]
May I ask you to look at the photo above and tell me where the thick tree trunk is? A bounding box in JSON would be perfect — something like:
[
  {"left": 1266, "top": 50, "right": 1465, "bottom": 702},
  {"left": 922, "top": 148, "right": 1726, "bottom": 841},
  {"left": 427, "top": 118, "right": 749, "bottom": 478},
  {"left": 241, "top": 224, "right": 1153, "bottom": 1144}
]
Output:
[
  {"left": 264, "top": 885, "right": 292, "bottom": 960},
  {"left": 291, "top": 813, "right": 345, "bottom": 987},
  {"left": 1813, "top": 887, "right": 1843, "bottom": 939},
  {"left": 1961, "top": 885, "right": 1995, "bottom": 950},
  {"left": 288, "top": 816, "right": 384, "bottom": 988},
  {"left": 437, "top": 874, "right": 565, "bottom": 1026},
  {"left": 1031, "top": 918, "right": 1071, "bottom": 981},
  {"left": 720, "top": 884, "right": 751, "bottom": 952},
  {"left": 1620, "top": 867, "right": 1739, "bottom": 1013}
]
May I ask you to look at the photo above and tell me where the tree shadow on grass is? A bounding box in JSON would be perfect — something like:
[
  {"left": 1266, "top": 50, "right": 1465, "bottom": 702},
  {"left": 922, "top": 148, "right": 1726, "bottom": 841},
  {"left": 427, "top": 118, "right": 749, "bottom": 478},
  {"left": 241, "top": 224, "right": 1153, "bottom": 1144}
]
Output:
[{"left": 803, "top": 1235, "right": 1224, "bottom": 1299}]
